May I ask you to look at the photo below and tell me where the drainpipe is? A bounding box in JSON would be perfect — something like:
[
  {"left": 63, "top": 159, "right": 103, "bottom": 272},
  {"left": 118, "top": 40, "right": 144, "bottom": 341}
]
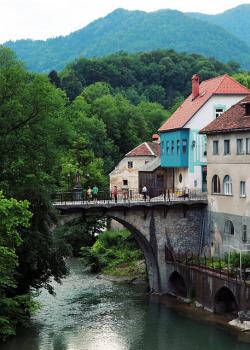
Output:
[{"left": 172, "top": 168, "right": 175, "bottom": 191}]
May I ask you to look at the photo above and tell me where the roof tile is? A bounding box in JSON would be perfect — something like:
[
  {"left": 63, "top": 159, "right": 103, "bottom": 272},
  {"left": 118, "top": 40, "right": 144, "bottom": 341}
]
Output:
[
  {"left": 200, "top": 95, "right": 250, "bottom": 133},
  {"left": 125, "top": 142, "right": 159, "bottom": 157},
  {"left": 158, "top": 75, "right": 250, "bottom": 132}
]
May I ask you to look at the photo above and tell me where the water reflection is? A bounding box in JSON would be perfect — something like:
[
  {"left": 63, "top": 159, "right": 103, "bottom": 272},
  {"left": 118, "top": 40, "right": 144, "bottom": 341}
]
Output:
[{"left": 1, "top": 258, "right": 250, "bottom": 350}]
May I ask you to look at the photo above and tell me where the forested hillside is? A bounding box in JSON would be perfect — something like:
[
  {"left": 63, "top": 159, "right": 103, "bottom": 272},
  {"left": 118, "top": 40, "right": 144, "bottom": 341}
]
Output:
[
  {"left": 56, "top": 49, "right": 242, "bottom": 106},
  {"left": 188, "top": 4, "right": 250, "bottom": 46},
  {"left": 4, "top": 6, "right": 250, "bottom": 73}
]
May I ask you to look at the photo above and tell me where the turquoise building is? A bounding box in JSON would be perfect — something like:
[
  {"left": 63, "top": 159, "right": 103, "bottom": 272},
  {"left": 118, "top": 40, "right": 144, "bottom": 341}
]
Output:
[{"left": 158, "top": 74, "right": 250, "bottom": 191}]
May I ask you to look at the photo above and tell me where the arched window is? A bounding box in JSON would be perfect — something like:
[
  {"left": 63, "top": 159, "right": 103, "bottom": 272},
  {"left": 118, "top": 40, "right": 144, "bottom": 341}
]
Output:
[
  {"left": 212, "top": 175, "right": 220, "bottom": 193},
  {"left": 224, "top": 220, "right": 234, "bottom": 235},
  {"left": 223, "top": 175, "right": 232, "bottom": 195}
]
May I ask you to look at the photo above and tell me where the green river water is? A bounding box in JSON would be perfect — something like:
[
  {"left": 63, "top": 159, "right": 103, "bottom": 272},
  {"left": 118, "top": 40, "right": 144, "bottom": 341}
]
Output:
[{"left": 1, "top": 258, "right": 250, "bottom": 350}]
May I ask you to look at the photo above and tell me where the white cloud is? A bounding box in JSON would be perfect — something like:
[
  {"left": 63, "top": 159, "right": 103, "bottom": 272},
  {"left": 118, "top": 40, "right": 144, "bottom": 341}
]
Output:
[{"left": 0, "top": 0, "right": 248, "bottom": 43}]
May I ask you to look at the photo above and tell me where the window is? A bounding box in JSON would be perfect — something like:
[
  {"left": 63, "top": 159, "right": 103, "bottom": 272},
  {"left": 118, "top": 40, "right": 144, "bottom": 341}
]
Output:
[
  {"left": 215, "top": 108, "right": 224, "bottom": 118},
  {"left": 223, "top": 175, "right": 232, "bottom": 195},
  {"left": 161, "top": 141, "right": 164, "bottom": 156},
  {"left": 236, "top": 139, "right": 243, "bottom": 154},
  {"left": 166, "top": 141, "right": 169, "bottom": 155},
  {"left": 242, "top": 225, "right": 247, "bottom": 242},
  {"left": 182, "top": 139, "right": 187, "bottom": 154},
  {"left": 177, "top": 140, "right": 180, "bottom": 155},
  {"left": 204, "top": 136, "right": 207, "bottom": 156},
  {"left": 128, "top": 161, "right": 133, "bottom": 169},
  {"left": 246, "top": 138, "right": 250, "bottom": 154},
  {"left": 171, "top": 140, "right": 174, "bottom": 155},
  {"left": 179, "top": 173, "right": 182, "bottom": 183},
  {"left": 240, "top": 181, "right": 246, "bottom": 197},
  {"left": 224, "top": 220, "right": 234, "bottom": 235},
  {"left": 224, "top": 140, "right": 230, "bottom": 155},
  {"left": 123, "top": 180, "right": 128, "bottom": 186},
  {"left": 213, "top": 140, "right": 219, "bottom": 155},
  {"left": 212, "top": 175, "right": 221, "bottom": 193}
]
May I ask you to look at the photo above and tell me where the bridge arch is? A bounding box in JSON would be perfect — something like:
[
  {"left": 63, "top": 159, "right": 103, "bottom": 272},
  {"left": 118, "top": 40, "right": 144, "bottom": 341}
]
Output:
[
  {"left": 214, "top": 287, "right": 238, "bottom": 313},
  {"left": 105, "top": 214, "right": 160, "bottom": 292},
  {"left": 168, "top": 271, "right": 187, "bottom": 298},
  {"left": 55, "top": 209, "right": 161, "bottom": 293}
]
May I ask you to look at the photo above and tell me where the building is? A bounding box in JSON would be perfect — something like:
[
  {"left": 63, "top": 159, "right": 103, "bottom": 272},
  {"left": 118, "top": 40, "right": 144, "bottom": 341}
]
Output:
[
  {"left": 200, "top": 95, "right": 250, "bottom": 257},
  {"left": 109, "top": 137, "right": 160, "bottom": 196},
  {"left": 138, "top": 158, "right": 173, "bottom": 198},
  {"left": 158, "top": 74, "right": 250, "bottom": 192}
]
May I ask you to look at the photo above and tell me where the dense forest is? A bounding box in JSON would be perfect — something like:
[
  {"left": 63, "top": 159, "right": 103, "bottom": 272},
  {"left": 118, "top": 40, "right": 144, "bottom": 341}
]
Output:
[
  {"left": 188, "top": 4, "right": 250, "bottom": 46},
  {"left": 0, "top": 44, "right": 249, "bottom": 340},
  {"left": 4, "top": 5, "right": 250, "bottom": 73},
  {"left": 55, "top": 49, "right": 245, "bottom": 105}
]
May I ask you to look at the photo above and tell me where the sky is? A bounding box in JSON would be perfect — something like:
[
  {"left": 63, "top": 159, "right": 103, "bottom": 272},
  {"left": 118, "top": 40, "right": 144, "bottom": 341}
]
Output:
[{"left": 0, "top": 0, "right": 249, "bottom": 44}]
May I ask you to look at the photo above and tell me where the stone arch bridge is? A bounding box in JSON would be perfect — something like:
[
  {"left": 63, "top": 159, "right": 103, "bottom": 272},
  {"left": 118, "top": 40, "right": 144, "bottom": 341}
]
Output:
[{"left": 54, "top": 200, "right": 250, "bottom": 312}]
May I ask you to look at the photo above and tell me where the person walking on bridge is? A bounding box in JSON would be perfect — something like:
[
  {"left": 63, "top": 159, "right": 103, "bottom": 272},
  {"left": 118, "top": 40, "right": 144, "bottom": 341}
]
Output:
[
  {"left": 87, "top": 186, "right": 92, "bottom": 202},
  {"left": 92, "top": 185, "right": 98, "bottom": 203},
  {"left": 142, "top": 185, "right": 147, "bottom": 201},
  {"left": 113, "top": 186, "right": 118, "bottom": 203}
]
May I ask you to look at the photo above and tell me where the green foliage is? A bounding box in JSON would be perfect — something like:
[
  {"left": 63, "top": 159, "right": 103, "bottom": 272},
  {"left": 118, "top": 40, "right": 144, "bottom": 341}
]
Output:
[
  {"left": 0, "top": 46, "right": 72, "bottom": 298},
  {"left": 0, "top": 192, "right": 39, "bottom": 340},
  {"left": 224, "top": 251, "right": 250, "bottom": 269},
  {"left": 58, "top": 49, "right": 241, "bottom": 106},
  {"left": 52, "top": 217, "right": 104, "bottom": 256},
  {"left": 233, "top": 72, "right": 250, "bottom": 89},
  {"left": 188, "top": 4, "right": 250, "bottom": 47},
  {"left": 80, "top": 230, "right": 144, "bottom": 277}
]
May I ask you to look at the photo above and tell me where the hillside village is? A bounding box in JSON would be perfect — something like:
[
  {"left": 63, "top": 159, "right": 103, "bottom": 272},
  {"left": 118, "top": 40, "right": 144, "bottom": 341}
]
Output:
[{"left": 110, "top": 74, "right": 250, "bottom": 258}]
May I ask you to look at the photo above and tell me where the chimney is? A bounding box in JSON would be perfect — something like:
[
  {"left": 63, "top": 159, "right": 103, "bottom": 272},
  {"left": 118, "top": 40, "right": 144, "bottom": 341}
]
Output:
[
  {"left": 192, "top": 74, "right": 200, "bottom": 100},
  {"left": 152, "top": 134, "right": 160, "bottom": 143}
]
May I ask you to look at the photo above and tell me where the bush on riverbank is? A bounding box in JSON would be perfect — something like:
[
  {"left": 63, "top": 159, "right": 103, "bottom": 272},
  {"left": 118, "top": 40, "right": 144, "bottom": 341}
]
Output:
[{"left": 80, "top": 230, "right": 146, "bottom": 281}]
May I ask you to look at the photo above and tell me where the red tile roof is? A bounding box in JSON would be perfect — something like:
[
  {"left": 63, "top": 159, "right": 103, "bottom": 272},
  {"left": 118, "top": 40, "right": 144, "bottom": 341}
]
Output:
[
  {"left": 158, "top": 75, "right": 250, "bottom": 132},
  {"left": 126, "top": 142, "right": 159, "bottom": 157},
  {"left": 200, "top": 94, "right": 250, "bottom": 134}
]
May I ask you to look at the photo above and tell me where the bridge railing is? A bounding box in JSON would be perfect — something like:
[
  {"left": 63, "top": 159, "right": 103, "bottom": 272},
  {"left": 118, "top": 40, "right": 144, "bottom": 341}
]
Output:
[
  {"left": 51, "top": 187, "right": 207, "bottom": 204},
  {"left": 175, "top": 252, "right": 250, "bottom": 285}
]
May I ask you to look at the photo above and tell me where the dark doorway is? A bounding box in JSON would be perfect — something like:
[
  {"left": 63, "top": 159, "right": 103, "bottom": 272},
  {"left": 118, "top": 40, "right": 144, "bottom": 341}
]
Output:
[
  {"left": 214, "top": 287, "right": 238, "bottom": 313},
  {"left": 168, "top": 271, "right": 187, "bottom": 298}
]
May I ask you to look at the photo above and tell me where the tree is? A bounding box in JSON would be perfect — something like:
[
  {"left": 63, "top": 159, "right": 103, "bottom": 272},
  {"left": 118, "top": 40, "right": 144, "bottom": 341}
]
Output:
[
  {"left": 48, "top": 70, "right": 61, "bottom": 88},
  {"left": 0, "top": 46, "right": 71, "bottom": 296},
  {"left": 0, "top": 192, "right": 38, "bottom": 340}
]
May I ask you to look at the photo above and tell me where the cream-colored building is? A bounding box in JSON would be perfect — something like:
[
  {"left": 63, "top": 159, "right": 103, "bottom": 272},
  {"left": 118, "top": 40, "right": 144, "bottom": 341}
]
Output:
[
  {"left": 109, "top": 138, "right": 160, "bottom": 199},
  {"left": 200, "top": 95, "right": 250, "bottom": 257}
]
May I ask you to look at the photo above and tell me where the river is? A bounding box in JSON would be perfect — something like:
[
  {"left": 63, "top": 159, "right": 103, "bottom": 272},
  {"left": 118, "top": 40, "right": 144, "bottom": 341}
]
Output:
[{"left": 2, "top": 258, "right": 250, "bottom": 350}]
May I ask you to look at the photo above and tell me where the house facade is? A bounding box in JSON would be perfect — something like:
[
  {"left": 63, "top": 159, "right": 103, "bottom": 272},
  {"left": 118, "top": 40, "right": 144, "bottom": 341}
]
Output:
[
  {"left": 158, "top": 74, "right": 250, "bottom": 192},
  {"left": 109, "top": 139, "right": 160, "bottom": 196},
  {"left": 138, "top": 158, "right": 173, "bottom": 197},
  {"left": 200, "top": 95, "right": 250, "bottom": 257}
]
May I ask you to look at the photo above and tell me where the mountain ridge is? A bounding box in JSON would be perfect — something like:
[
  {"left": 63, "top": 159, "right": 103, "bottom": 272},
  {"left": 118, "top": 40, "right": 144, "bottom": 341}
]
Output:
[{"left": 3, "top": 5, "right": 250, "bottom": 73}]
